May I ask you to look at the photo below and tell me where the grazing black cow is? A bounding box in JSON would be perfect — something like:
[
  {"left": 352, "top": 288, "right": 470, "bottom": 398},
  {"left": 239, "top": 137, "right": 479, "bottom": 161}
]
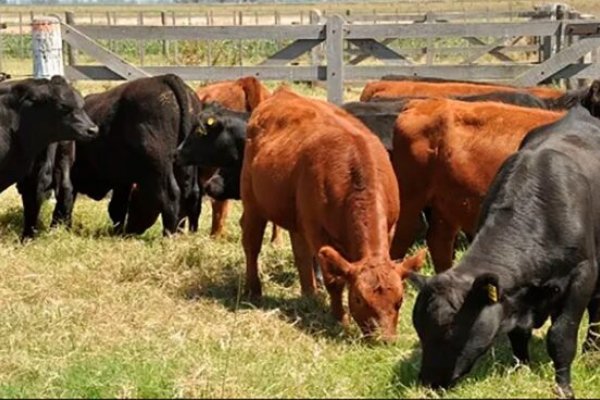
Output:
[
  {"left": 0, "top": 77, "right": 98, "bottom": 238},
  {"left": 69, "top": 74, "right": 202, "bottom": 235},
  {"left": 411, "top": 106, "right": 600, "bottom": 398}
]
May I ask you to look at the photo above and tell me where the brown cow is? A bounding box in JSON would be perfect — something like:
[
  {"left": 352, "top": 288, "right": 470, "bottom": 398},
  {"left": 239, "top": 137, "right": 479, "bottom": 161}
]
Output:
[
  {"left": 390, "top": 98, "right": 565, "bottom": 273},
  {"left": 241, "top": 87, "right": 426, "bottom": 341},
  {"left": 195, "top": 76, "right": 280, "bottom": 243},
  {"left": 360, "top": 80, "right": 564, "bottom": 102}
]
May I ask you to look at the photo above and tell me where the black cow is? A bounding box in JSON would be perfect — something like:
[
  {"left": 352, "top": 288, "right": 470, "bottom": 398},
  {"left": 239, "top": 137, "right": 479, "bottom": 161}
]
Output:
[
  {"left": 0, "top": 77, "right": 97, "bottom": 238},
  {"left": 176, "top": 103, "right": 248, "bottom": 170},
  {"left": 410, "top": 106, "right": 600, "bottom": 398},
  {"left": 68, "top": 74, "right": 202, "bottom": 235}
]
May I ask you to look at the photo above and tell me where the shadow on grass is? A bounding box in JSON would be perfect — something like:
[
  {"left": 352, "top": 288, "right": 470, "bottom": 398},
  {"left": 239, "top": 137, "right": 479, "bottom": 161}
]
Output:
[
  {"left": 182, "top": 270, "right": 346, "bottom": 340},
  {"left": 390, "top": 332, "right": 550, "bottom": 396}
]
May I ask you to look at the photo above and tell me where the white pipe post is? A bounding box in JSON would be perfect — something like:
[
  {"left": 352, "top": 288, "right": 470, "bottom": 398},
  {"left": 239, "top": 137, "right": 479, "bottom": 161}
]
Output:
[{"left": 32, "top": 16, "right": 64, "bottom": 79}]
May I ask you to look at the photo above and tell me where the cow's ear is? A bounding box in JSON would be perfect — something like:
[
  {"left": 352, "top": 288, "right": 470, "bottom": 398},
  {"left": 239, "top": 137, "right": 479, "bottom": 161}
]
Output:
[
  {"left": 10, "top": 82, "right": 45, "bottom": 107},
  {"left": 406, "top": 272, "right": 430, "bottom": 291},
  {"left": 470, "top": 273, "right": 501, "bottom": 306},
  {"left": 238, "top": 76, "right": 269, "bottom": 111},
  {"left": 394, "top": 248, "right": 427, "bottom": 279},
  {"left": 49, "top": 75, "right": 67, "bottom": 85},
  {"left": 590, "top": 80, "right": 600, "bottom": 103},
  {"left": 318, "top": 246, "right": 356, "bottom": 279}
]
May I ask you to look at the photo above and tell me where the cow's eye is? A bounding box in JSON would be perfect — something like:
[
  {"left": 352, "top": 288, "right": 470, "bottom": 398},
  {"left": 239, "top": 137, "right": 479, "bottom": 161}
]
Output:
[{"left": 58, "top": 104, "right": 73, "bottom": 115}]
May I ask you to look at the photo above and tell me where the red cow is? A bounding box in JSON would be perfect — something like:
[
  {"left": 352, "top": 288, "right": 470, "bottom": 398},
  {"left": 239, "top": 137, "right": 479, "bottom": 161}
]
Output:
[
  {"left": 241, "top": 87, "right": 426, "bottom": 341},
  {"left": 390, "top": 98, "right": 565, "bottom": 272},
  {"left": 360, "top": 80, "right": 564, "bottom": 102}
]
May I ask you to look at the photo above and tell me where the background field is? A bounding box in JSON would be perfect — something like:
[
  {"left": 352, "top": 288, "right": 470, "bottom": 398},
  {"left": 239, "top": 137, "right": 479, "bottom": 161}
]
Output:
[{"left": 1, "top": 0, "right": 600, "bottom": 398}]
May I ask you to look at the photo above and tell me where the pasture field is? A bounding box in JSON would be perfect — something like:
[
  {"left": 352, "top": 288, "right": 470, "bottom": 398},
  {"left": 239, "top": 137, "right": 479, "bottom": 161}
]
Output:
[
  {"left": 0, "top": 81, "right": 598, "bottom": 398},
  {"left": 1, "top": 183, "right": 600, "bottom": 398},
  {"left": 1, "top": 3, "right": 600, "bottom": 394}
]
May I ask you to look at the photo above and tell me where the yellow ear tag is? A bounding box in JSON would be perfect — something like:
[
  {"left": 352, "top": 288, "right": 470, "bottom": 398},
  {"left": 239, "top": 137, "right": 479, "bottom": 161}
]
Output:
[
  {"left": 206, "top": 117, "right": 216, "bottom": 126},
  {"left": 486, "top": 284, "right": 498, "bottom": 303}
]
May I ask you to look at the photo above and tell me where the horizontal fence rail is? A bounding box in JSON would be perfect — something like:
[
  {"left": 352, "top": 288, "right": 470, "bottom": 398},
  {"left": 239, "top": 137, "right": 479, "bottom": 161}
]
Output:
[{"left": 12, "top": 4, "right": 598, "bottom": 104}]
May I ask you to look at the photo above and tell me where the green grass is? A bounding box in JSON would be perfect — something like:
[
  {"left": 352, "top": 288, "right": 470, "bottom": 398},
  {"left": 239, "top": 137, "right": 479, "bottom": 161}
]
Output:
[{"left": 0, "top": 179, "right": 600, "bottom": 398}]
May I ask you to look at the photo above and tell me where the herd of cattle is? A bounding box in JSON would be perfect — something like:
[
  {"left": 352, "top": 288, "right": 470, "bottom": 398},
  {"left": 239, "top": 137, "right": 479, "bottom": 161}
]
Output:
[{"left": 2, "top": 73, "right": 600, "bottom": 398}]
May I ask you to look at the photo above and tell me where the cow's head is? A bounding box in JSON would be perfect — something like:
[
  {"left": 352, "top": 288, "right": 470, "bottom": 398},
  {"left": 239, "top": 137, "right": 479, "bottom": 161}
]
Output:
[
  {"left": 318, "top": 247, "right": 426, "bottom": 341},
  {"left": 175, "top": 103, "right": 248, "bottom": 168},
  {"left": 410, "top": 271, "right": 504, "bottom": 388},
  {"left": 10, "top": 76, "right": 98, "bottom": 142},
  {"left": 203, "top": 166, "right": 241, "bottom": 200},
  {"left": 196, "top": 76, "right": 271, "bottom": 113},
  {"left": 582, "top": 80, "right": 600, "bottom": 119}
]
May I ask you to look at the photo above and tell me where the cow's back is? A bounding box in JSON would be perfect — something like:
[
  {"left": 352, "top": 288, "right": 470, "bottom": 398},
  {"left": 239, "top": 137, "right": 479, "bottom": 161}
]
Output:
[
  {"left": 244, "top": 88, "right": 398, "bottom": 249},
  {"left": 394, "top": 98, "right": 565, "bottom": 233},
  {"left": 360, "top": 81, "right": 563, "bottom": 102}
]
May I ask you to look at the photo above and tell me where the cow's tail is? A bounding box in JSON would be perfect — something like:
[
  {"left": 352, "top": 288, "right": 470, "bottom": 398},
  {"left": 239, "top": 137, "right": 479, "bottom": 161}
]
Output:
[{"left": 160, "top": 73, "right": 195, "bottom": 142}]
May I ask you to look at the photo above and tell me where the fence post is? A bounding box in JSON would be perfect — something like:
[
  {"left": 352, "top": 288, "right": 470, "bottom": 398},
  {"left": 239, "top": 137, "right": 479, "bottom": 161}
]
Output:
[
  {"left": 0, "top": 20, "right": 4, "bottom": 73},
  {"left": 205, "top": 11, "right": 212, "bottom": 66},
  {"left": 555, "top": 4, "right": 569, "bottom": 88},
  {"left": 138, "top": 11, "right": 145, "bottom": 66},
  {"left": 161, "top": 11, "right": 168, "bottom": 58},
  {"left": 32, "top": 16, "right": 64, "bottom": 79},
  {"left": 172, "top": 11, "right": 178, "bottom": 65},
  {"left": 309, "top": 9, "right": 322, "bottom": 88},
  {"left": 326, "top": 15, "right": 344, "bottom": 105},
  {"left": 18, "top": 12, "right": 24, "bottom": 59},
  {"left": 65, "top": 12, "right": 77, "bottom": 67}
]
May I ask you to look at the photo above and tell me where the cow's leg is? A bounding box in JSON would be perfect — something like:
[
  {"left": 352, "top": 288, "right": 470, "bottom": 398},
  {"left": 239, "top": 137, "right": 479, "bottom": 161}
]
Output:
[
  {"left": 185, "top": 181, "right": 202, "bottom": 233},
  {"left": 108, "top": 184, "right": 132, "bottom": 234},
  {"left": 159, "top": 170, "right": 181, "bottom": 236},
  {"left": 390, "top": 196, "right": 428, "bottom": 260},
  {"left": 426, "top": 210, "right": 459, "bottom": 273},
  {"left": 51, "top": 174, "right": 75, "bottom": 229},
  {"left": 18, "top": 177, "right": 48, "bottom": 239},
  {"left": 186, "top": 188, "right": 202, "bottom": 232},
  {"left": 508, "top": 327, "right": 532, "bottom": 364},
  {"left": 322, "top": 273, "right": 348, "bottom": 327},
  {"left": 241, "top": 208, "right": 267, "bottom": 299},
  {"left": 547, "top": 262, "right": 596, "bottom": 399},
  {"left": 125, "top": 180, "right": 162, "bottom": 235},
  {"left": 210, "top": 200, "right": 231, "bottom": 237},
  {"left": 51, "top": 141, "right": 75, "bottom": 228},
  {"left": 270, "top": 224, "right": 283, "bottom": 246},
  {"left": 290, "top": 231, "right": 317, "bottom": 297},
  {"left": 583, "top": 295, "right": 600, "bottom": 352}
]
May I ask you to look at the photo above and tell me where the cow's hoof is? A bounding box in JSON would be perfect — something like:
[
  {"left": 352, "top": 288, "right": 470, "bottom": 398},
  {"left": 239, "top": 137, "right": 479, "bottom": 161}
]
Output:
[
  {"left": 555, "top": 384, "right": 574, "bottom": 399},
  {"left": 246, "top": 286, "right": 263, "bottom": 303}
]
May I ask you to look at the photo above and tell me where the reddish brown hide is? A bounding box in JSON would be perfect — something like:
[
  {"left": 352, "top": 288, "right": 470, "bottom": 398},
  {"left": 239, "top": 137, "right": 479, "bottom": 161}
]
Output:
[
  {"left": 195, "top": 76, "right": 280, "bottom": 243},
  {"left": 241, "top": 87, "right": 426, "bottom": 341},
  {"left": 390, "top": 98, "right": 565, "bottom": 273},
  {"left": 360, "top": 80, "right": 564, "bottom": 102}
]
